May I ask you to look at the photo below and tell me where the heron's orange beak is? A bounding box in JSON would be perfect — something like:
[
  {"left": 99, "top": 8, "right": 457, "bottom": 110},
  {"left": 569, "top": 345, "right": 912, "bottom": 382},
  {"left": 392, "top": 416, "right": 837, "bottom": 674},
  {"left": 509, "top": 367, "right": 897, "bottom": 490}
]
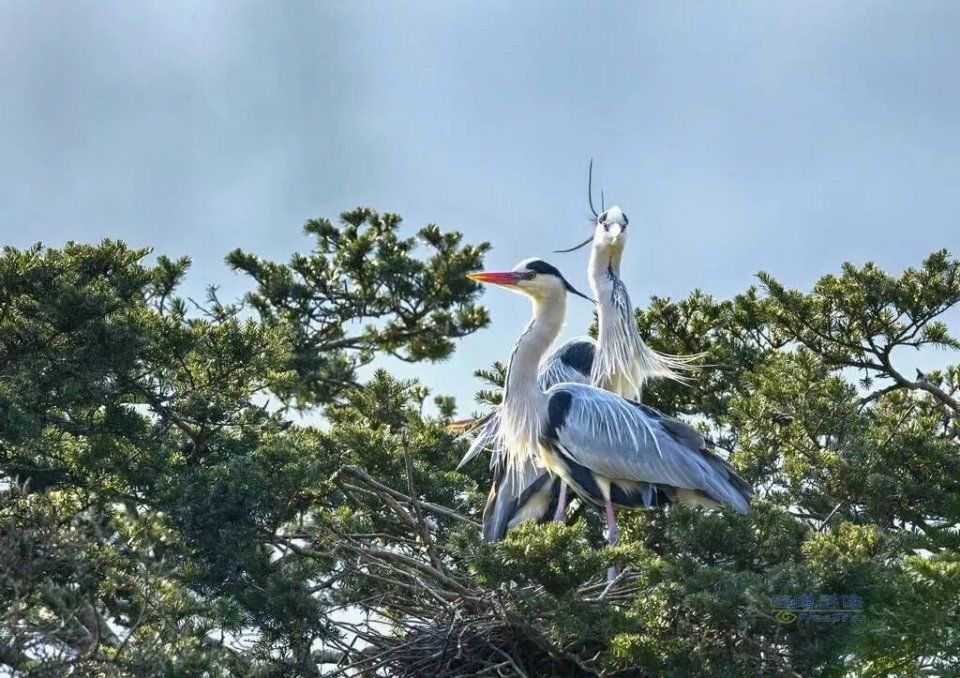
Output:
[{"left": 467, "top": 271, "right": 527, "bottom": 286}]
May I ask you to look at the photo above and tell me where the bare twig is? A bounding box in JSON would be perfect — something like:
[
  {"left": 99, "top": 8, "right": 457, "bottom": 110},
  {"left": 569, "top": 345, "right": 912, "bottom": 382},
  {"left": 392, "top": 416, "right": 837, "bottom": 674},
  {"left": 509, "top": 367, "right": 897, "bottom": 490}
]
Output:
[{"left": 333, "top": 466, "right": 479, "bottom": 526}]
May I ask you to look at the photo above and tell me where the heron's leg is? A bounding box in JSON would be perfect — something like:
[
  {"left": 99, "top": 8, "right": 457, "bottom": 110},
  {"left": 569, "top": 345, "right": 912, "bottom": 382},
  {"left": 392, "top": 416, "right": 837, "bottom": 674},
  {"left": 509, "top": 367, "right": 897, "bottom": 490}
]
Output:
[
  {"left": 605, "top": 499, "right": 620, "bottom": 582},
  {"left": 553, "top": 483, "right": 568, "bottom": 522}
]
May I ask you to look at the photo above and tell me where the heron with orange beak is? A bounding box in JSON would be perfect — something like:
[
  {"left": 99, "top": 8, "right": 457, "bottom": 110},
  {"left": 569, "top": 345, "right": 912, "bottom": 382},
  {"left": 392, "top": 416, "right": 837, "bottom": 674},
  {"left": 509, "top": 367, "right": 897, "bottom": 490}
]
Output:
[
  {"left": 459, "top": 164, "right": 699, "bottom": 542},
  {"left": 467, "top": 258, "right": 752, "bottom": 580}
]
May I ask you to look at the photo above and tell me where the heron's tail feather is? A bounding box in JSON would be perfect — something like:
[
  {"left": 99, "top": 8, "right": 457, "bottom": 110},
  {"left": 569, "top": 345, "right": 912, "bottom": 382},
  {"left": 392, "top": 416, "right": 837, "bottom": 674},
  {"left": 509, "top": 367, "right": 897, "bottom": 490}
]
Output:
[{"left": 482, "top": 459, "right": 559, "bottom": 542}]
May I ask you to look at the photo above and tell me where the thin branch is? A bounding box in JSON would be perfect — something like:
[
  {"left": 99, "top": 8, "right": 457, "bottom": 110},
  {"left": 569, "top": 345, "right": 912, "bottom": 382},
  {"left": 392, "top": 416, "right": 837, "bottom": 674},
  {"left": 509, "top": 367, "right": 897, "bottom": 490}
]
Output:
[{"left": 333, "top": 466, "right": 479, "bottom": 526}]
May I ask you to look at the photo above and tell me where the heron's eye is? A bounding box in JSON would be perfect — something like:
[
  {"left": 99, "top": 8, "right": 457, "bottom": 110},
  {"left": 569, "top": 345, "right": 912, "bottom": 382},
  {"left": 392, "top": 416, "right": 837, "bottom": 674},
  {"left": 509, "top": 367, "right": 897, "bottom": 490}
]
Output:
[{"left": 527, "top": 271, "right": 538, "bottom": 279}]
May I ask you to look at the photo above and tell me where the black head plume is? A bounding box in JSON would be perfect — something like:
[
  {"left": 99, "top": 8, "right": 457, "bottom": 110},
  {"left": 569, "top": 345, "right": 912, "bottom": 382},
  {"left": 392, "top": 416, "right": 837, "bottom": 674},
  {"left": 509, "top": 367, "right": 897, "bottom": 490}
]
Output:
[
  {"left": 524, "top": 259, "right": 595, "bottom": 304},
  {"left": 554, "top": 235, "right": 594, "bottom": 254},
  {"left": 556, "top": 160, "right": 604, "bottom": 254},
  {"left": 587, "top": 158, "right": 599, "bottom": 218}
]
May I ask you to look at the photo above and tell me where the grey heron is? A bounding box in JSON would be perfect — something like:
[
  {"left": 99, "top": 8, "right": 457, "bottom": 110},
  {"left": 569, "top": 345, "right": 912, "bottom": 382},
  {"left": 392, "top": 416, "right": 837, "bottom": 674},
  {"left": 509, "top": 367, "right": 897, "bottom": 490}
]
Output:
[
  {"left": 557, "top": 161, "right": 701, "bottom": 401},
  {"left": 460, "top": 177, "right": 698, "bottom": 541},
  {"left": 467, "top": 258, "right": 753, "bottom": 578}
]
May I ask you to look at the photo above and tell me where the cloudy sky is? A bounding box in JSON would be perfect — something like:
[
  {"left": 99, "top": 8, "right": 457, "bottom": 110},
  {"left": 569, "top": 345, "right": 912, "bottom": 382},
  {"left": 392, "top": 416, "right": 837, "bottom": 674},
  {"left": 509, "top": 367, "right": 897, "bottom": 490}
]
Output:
[{"left": 2, "top": 2, "right": 958, "bottom": 411}]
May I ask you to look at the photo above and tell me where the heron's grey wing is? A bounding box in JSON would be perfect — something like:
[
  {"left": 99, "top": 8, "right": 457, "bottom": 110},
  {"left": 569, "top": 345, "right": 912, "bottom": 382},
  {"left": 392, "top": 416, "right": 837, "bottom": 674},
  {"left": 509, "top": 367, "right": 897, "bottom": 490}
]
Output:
[
  {"left": 546, "top": 384, "right": 752, "bottom": 513},
  {"left": 538, "top": 336, "right": 595, "bottom": 389},
  {"left": 634, "top": 403, "right": 754, "bottom": 500},
  {"left": 633, "top": 403, "right": 705, "bottom": 450},
  {"left": 482, "top": 454, "right": 559, "bottom": 542}
]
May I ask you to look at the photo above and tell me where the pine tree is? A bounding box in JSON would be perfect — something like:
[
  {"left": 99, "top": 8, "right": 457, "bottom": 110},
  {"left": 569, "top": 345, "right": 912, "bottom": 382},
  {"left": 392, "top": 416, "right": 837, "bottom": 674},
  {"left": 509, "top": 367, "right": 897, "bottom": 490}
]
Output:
[{"left": 1, "top": 214, "right": 957, "bottom": 675}]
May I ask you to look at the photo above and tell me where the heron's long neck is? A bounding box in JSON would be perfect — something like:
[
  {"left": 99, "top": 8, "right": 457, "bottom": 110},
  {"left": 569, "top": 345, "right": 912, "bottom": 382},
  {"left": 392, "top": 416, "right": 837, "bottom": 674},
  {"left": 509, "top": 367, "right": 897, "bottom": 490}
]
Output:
[
  {"left": 588, "top": 243, "right": 644, "bottom": 399},
  {"left": 589, "top": 245, "right": 625, "bottom": 335},
  {"left": 504, "top": 294, "right": 566, "bottom": 403},
  {"left": 499, "top": 292, "right": 565, "bottom": 471},
  {"left": 588, "top": 245, "right": 623, "bottom": 294}
]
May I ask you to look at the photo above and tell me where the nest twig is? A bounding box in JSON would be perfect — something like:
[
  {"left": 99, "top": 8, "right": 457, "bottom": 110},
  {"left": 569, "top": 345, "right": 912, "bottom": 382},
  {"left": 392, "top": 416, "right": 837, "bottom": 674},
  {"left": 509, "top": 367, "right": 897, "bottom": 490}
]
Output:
[{"left": 308, "top": 465, "right": 642, "bottom": 677}]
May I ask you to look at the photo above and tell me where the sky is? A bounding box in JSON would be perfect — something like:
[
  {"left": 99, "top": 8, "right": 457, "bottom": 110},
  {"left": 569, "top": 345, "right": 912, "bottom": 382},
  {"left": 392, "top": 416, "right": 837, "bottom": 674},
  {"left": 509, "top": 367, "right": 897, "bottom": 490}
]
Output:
[{"left": 2, "top": 1, "right": 958, "bottom": 412}]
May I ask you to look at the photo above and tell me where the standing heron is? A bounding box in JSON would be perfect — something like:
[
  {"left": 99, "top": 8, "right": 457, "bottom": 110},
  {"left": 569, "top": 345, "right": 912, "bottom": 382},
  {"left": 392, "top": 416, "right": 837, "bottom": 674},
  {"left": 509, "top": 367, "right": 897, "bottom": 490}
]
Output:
[
  {"left": 459, "top": 168, "right": 698, "bottom": 540},
  {"left": 467, "top": 258, "right": 752, "bottom": 578}
]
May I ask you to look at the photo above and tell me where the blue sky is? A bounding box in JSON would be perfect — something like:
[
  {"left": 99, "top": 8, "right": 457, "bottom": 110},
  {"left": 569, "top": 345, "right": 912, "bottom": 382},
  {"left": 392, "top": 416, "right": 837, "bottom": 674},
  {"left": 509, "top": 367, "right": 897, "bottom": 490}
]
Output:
[{"left": 2, "top": 2, "right": 958, "bottom": 411}]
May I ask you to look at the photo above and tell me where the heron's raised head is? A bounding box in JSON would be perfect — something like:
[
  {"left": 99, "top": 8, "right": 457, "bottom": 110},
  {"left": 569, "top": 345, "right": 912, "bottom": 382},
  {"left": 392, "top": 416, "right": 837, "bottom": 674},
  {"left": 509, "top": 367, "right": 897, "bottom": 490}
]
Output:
[
  {"left": 555, "top": 161, "right": 630, "bottom": 254},
  {"left": 593, "top": 205, "right": 629, "bottom": 249},
  {"left": 467, "top": 258, "right": 593, "bottom": 303},
  {"left": 555, "top": 205, "right": 630, "bottom": 254}
]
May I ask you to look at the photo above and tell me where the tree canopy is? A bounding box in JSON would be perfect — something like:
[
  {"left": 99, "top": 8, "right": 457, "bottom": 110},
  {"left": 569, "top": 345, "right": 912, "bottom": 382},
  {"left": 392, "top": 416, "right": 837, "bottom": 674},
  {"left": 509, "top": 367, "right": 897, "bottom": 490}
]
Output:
[{"left": 1, "top": 210, "right": 958, "bottom": 676}]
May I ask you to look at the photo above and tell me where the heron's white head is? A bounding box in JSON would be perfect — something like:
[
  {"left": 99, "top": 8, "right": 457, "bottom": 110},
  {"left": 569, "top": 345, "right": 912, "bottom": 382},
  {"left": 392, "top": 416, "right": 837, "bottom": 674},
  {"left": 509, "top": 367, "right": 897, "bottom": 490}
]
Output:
[
  {"left": 592, "top": 205, "right": 629, "bottom": 252},
  {"left": 554, "top": 206, "right": 630, "bottom": 256},
  {"left": 467, "top": 258, "right": 593, "bottom": 304}
]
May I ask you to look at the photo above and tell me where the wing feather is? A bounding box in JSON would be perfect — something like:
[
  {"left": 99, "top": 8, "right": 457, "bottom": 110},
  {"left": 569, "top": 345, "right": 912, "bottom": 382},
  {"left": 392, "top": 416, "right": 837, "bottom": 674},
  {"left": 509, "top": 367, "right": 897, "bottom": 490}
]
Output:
[
  {"left": 547, "top": 384, "right": 752, "bottom": 513},
  {"left": 482, "top": 453, "right": 559, "bottom": 542},
  {"left": 538, "top": 337, "right": 595, "bottom": 388}
]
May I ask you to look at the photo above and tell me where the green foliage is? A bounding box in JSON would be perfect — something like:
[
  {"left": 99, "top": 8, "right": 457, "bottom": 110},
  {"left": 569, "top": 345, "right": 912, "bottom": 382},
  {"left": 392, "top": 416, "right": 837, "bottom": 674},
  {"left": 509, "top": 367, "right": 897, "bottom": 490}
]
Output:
[
  {"left": 227, "top": 207, "right": 490, "bottom": 408},
  {"left": 475, "top": 521, "right": 607, "bottom": 594},
  {"left": 0, "top": 219, "right": 485, "bottom": 675},
  {"left": 0, "top": 225, "right": 958, "bottom": 676}
]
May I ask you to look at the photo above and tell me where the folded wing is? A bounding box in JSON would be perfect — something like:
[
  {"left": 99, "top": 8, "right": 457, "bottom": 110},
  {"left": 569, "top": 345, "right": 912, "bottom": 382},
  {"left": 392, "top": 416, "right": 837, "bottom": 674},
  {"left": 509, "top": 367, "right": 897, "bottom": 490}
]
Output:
[{"left": 546, "top": 384, "right": 752, "bottom": 514}]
